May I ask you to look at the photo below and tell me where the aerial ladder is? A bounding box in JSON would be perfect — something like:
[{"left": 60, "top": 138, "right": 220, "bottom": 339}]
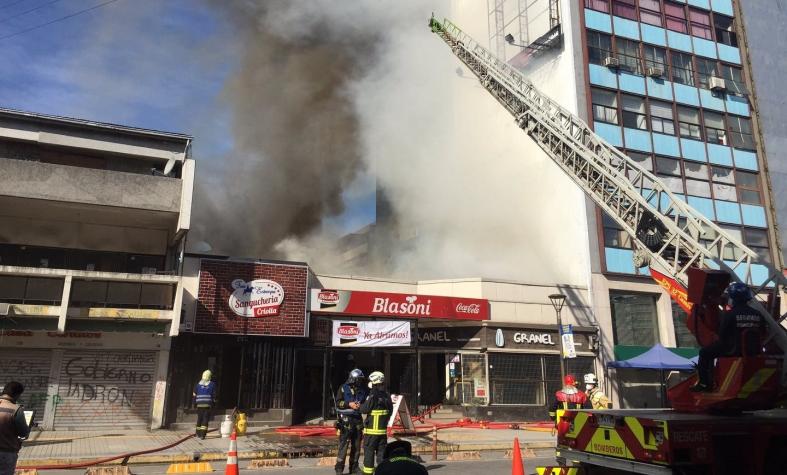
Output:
[{"left": 428, "top": 16, "right": 787, "bottom": 412}]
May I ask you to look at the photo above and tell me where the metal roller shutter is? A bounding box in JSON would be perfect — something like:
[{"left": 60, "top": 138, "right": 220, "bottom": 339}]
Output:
[
  {"left": 0, "top": 349, "right": 52, "bottom": 418},
  {"left": 54, "top": 350, "right": 158, "bottom": 429}
]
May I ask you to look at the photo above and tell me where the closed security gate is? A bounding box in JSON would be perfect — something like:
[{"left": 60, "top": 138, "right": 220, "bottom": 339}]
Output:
[
  {"left": 0, "top": 349, "right": 52, "bottom": 418},
  {"left": 54, "top": 350, "right": 158, "bottom": 429}
]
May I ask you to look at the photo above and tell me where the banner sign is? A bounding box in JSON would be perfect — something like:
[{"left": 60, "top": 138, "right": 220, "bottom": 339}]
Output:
[
  {"left": 229, "top": 279, "right": 285, "bottom": 317},
  {"left": 560, "top": 324, "right": 577, "bottom": 359},
  {"left": 331, "top": 320, "right": 411, "bottom": 347},
  {"left": 312, "top": 289, "right": 489, "bottom": 321},
  {"left": 650, "top": 267, "right": 693, "bottom": 314}
]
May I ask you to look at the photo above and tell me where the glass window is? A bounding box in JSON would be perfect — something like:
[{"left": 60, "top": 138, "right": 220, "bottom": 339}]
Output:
[
  {"left": 712, "top": 166, "right": 735, "bottom": 184},
  {"left": 665, "top": 2, "right": 687, "bottom": 33},
  {"left": 612, "top": 0, "right": 637, "bottom": 20},
  {"left": 696, "top": 57, "right": 717, "bottom": 89},
  {"left": 684, "top": 162, "right": 708, "bottom": 180},
  {"left": 656, "top": 156, "right": 681, "bottom": 175},
  {"left": 720, "top": 225, "right": 744, "bottom": 260},
  {"left": 622, "top": 94, "right": 648, "bottom": 129},
  {"left": 627, "top": 151, "right": 653, "bottom": 171},
  {"left": 650, "top": 101, "right": 675, "bottom": 135},
  {"left": 643, "top": 45, "right": 667, "bottom": 72},
  {"left": 736, "top": 170, "right": 761, "bottom": 204},
  {"left": 743, "top": 228, "right": 771, "bottom": 263},
  {"left": 704, "top": 111, "right": 727, "bottom": 145},
  {"left": 672, "top": 302, "right": 697, "bottom": 348},
  {"left": 713, "top": 182, "right": 737, "bottom": 201},
  {"left": 729, "top": 116, "right": 755, "bottom": 150},
  {"left": 488, "top": 353, "right": 545, "bottom": 405},
  {"left": 678, "top": 106, "right": 702, "bottom": 140},
  {"left": 670, "top": 51, "right": 695, "bottom": 86},
  {"left": 588, "top": 31, "right": 613, "bottom": 66},
  {"left": 719, "top": 64, "right": 746, "bottom": 95},
  {"left": 604, "top": 213, "right": 632, "bottom": 248},
  {"left": 592, "top": 88, "right": 619, "bottom": 124},
  {"left": 639, "top": 0, "right": 663, "bottom": 26},
  {"left": 587, "top": 0, "right": 610, "bottom": 13},
  {"left": 616, "top": 38, "right": 642, "bottom": 74},
  {"left": 689, "top": 9, "right": 712, "bottom": 39},
  {"left": 714, "top": 14, "right": 738, "bottom": 47},
  {"left": 610, "top": 292, "right": 660, "bottom": 346},
  {"left": 658, "top": 175, "right": 684, "bottom": 193},
  {"left": 685, "top": 178, "right": 711, "bottom": 197}
]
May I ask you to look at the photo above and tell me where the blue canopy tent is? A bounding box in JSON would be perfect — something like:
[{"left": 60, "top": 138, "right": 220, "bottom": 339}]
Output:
[{"left": 608, "top": 344, "right": 696, "bottom": 407}]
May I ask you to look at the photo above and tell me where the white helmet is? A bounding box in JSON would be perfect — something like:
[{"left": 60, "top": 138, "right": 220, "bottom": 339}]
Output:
[
  {"left": 584, "top": 373, "right": 598, "bottom": 385},
  {"left": 368, "top": 371, "right": 385, "bottom": 387}
]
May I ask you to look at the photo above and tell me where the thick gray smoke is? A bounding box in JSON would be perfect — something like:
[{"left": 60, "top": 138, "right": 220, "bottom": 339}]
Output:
[{"left": 195, "top": 1, "right": 395, "bottom": 256}]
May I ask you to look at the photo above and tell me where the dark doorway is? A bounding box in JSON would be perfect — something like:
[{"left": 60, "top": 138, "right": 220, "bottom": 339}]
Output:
[
  {"left": 293, "top": 349, "right": 325, "bottom": 423},
  {"left": 419, "top": 353, "right": 446, "bottom": 406},
  {"left": 387, "top": 353, "right": 416, "bottom": 406}
]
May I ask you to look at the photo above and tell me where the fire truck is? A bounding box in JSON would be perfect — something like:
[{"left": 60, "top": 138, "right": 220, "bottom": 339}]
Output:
[{"left": 429, "top": 16, "right": 787, "bottom": 475}]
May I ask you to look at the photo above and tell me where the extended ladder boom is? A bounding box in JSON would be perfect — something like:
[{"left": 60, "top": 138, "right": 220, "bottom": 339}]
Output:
[{"left": 428, "top": 16, "right": 787, "bottom": 355}]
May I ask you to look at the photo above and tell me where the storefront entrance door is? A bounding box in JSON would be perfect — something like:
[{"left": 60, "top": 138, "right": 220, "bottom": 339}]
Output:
[{"left": 419, "top": 353, "right": 447, "bottom": 407}]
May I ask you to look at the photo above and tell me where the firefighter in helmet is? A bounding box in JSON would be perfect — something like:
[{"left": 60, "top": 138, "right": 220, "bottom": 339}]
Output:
[
  {"left": 584, "top": 373, "right": 611, "bottom": 409},
  {"left": 334, "top": 368, "right": 367, "bottom": 475},
  {"left": 360, "top": 371, "right": 392, "bottom": 474},
  {"left": 549, "top": 374, "right": 589, "bottom": 421}
]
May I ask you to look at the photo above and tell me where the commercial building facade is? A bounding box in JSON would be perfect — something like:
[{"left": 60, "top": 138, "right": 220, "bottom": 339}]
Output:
[{"left": 0, "top": 108, "right": 194, "bottom": 429}]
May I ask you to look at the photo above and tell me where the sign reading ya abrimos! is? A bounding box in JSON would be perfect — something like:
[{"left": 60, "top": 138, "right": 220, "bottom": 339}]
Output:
[
  {"left": 310, "top": 289, "right": 489, "bottom": 321},
  {"left": 195, "top": 259, "right": 308, "bottom": 336}
]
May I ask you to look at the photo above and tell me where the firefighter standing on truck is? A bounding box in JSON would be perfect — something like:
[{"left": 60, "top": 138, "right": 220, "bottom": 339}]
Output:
[
  {"left": 360, "top": 371, "right": 392, "bottom": 475},
  {"left": 549, "top": 374, "right": 589, "bottom": 421},
  {"left": 334, "top": 369, "right": 367, "bottom": 475},
  {"left": 691, "top": 282, "right": 766, "bottom": 392},
  {"left": 584, "top": 373, "right": 611, "bottom": 409}
]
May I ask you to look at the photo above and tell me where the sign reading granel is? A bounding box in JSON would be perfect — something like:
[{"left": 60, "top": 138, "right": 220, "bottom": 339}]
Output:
[
  {"left": 311, "top": 289, "right": 489, "bottom": 321},
  {"left": 195, "top": 260, "right": 308, "bottom": 336}
]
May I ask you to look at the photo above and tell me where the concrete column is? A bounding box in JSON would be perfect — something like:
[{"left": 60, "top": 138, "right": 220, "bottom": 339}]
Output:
[
  {"left": 42, "top": 350, "right": 63, "bottom": 430},
  {"left": 57, "top": 275, "right": 72, "bottom": 333},
  {"left": 150, "top": 343, "right": 171, "bottom": 430},
  {"left": 169, "top": 280, "right": 184, "bottom": 337}
]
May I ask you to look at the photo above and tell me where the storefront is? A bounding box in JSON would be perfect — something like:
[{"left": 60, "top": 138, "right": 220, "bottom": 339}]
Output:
[
  {"left": 301, "top": 288, "right": 490, "bottom": 423},
  {"left": 168, "top": 258, "right": 308, "bottom": 427},
  {"left": 0, "top": 327, "right": 169, "bottom": 430}
]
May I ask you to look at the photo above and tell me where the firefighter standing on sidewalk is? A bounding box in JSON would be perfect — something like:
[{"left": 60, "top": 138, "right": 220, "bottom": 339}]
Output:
[
  {"left": 192, "top": 369, "right": 216, "bottom": 439},
  {"left": 549, "top": 374, "right": 589, "bottom": 421},
  {"left": 334, "top": 369, "right": 367, "bottom": 475},
  {"left": 360, "top": 371, "right": 392, "bottom": 475},
  {"left": 584, "top": 373, "right": 611, "bottom": 409}
]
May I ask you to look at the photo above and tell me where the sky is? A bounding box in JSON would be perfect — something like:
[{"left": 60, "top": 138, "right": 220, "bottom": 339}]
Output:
[{"left": 0, "top": 0, "right": 377, "bottom": 245}]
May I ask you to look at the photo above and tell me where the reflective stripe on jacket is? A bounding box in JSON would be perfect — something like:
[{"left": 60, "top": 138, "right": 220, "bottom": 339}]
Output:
[
  {"left": 194, "top": 381, "right": 216, "bottom": 407},
  {"left": 360, "top": 388, "right": 393, "bottom": 435}
]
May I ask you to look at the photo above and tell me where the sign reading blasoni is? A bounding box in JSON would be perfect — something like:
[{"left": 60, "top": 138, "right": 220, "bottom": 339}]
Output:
[
  {"left": 312, "top": 289, "right": 489, "bottom": 321},
  {"left": 331, "top": 321, "right": 411, "bottom": 347}
]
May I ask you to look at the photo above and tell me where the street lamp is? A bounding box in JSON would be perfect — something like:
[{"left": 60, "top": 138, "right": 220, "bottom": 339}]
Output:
[{"left": 548, "top": 293, "right": 567, "bottom": 384}]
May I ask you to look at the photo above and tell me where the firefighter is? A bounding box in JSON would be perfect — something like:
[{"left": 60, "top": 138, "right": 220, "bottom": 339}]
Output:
[
  {"left": 691, "top": 282, "right": 766, "bottom": 392},
  {"left": 334, "top": 369, "right": 367, "bottom": 475},
  {"left": 192, "top": 369, "right": 216, "bottom": 439},
  {"left": 584, "top": 373, "right": 611, "bottom": 409},
  {"left": 373, "top": 440, "right": 428, "bottom": 475},
  {"left": 360, "top": 371, "right": 392, "bottom": 475},
  {"left": 549, "top": 374, "right": 589, "bottom": 421}
]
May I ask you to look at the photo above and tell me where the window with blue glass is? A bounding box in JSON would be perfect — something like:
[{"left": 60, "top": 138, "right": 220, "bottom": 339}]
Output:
[{"left": 604, "top": 213, "right": 632, "bottom": 249}]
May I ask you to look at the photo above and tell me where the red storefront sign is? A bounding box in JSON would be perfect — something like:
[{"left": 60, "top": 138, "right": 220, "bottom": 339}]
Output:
[{"left": 310, "top": 289, "right": 489, "bottom": 321}]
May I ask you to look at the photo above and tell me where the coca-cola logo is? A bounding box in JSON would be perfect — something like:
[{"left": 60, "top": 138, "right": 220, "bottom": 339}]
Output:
[
  {"left": 318, "top": 291, "right": 340, "bottom": 303},
  {"left": 456, "top": 303, "right": 481, "bottom": 314},
  {"left": 337, "top": 326, "right": 360, "bottom": 337}
]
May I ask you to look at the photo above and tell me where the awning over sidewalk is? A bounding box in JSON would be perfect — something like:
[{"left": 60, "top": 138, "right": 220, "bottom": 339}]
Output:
[{"left": 608, "top": 343, "right": 696, "bottom": 370}]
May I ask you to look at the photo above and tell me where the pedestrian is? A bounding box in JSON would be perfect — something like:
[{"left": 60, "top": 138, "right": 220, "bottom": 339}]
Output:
[
  {"left": 360, "top": 371, "right": 393, "bottom": 475},
  {"left": 584, "top": 373, "right": 611, "bottom": 409},
  {"left": 0, "top": 381, "right": 31, "bottom": 475},
  {"left": 691, "top": 282, "right": 765, "bottom": 392},
  {"left": 549, "top": 374, "right": 589, "bottom": 421},
  {"left": 334, "top": 369, "right": 367, "bottom": 475},
  {"left": 373, "top": 440, "right": 428, "bottom": 475},
  {"left": 192, "top": 369, "right": 216, "bottom": 439}
]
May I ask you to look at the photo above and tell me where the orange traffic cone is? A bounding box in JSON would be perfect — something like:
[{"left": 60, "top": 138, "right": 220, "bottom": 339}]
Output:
[
  {"left": 511, "top": 437, "right": 525, "bottom": 475},
  {"left": 225, "top": 431, "right": 239, "bottom": 475}
]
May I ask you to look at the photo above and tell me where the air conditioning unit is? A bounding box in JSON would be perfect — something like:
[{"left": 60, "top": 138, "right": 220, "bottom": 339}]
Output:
[
  {"left": 141, "top": 267, "right": 158, "bottom": 275},
  {"left": 0, "top": 303, "right": 10, "bottom": 316},
  {"left": 710, "top": 76, "right": 727, "bottom": 92},
  {"left": 646, "top": 66, "right": 664, "bottom": 78},
  {"left": 604, "top": 56, "right": 620, "bottom": 69}
]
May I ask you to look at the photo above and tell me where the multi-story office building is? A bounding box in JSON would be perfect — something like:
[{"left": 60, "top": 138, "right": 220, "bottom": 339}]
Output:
[
  {"left": 0, "top": 108, "right": 194, "bottom": 429},
  {"left": 449, "top": 0, "right": 783, "bottom": 407}
]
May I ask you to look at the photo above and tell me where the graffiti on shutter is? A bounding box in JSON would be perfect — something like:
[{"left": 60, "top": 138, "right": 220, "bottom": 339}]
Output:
[
  {"left": 0, "top": 349, "right": 52, "bottom": 417},
  {"left": 54, "top": 350, "right": 158, "bottom": 429}
]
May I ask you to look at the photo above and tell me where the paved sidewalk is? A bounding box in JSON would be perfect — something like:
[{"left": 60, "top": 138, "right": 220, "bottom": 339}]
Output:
[{"left": 17, "top": 427, "right": 556, "bottom": 467}]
